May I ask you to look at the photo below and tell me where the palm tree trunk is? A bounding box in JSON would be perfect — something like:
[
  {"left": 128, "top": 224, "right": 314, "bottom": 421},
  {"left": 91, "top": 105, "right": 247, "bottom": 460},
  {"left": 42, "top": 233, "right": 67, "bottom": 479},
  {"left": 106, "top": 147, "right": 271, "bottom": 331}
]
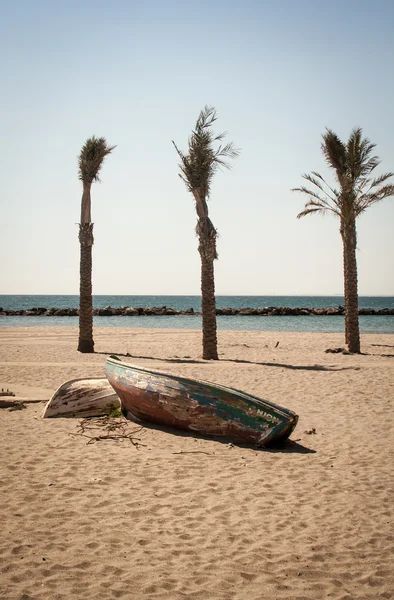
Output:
[
  {"left": 200, "top": 252, "right": 218, "bottom": 360},
  {"left": 197, "top": 217, "right": 218, "bottom": 360},
  {"left": 341, "top": 219, "right": 360, "bottom": 353},
  {"left": 80, "top": 183, "right": 92, "bottom": 223},
  {"left": 78, "top": 223, "right": 94, "bottom": 353},
  {"left": 340, "top": 220, "right": 350, "bottom": 345}
]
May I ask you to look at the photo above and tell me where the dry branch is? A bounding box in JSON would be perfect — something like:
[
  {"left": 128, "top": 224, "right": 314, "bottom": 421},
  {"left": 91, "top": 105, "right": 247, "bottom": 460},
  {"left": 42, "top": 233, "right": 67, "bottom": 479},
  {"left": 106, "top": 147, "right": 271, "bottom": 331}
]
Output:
[{"left": 70, "top": 415, "right": 146, "bottom": 448}]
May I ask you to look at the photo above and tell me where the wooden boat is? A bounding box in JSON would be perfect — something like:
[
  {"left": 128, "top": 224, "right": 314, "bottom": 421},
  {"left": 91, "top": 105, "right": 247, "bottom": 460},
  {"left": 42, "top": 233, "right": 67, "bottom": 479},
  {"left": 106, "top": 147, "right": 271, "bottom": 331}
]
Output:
[
  {"left": 42, "top": 378, "right": 119, "bottom": 418},
  {"left": 105, "top": 356, "right": 298, "bottom": 446}
]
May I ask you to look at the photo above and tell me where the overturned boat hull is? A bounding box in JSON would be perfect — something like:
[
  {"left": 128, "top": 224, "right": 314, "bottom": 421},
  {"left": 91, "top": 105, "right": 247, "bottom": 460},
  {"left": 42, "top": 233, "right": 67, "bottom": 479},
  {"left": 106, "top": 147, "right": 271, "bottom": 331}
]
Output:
[
  {"left": 42, "top": 378, "right": 119, "bottom": 418},
  {"left": 105, "top": 357, "right": 298, "bottom": 446}
]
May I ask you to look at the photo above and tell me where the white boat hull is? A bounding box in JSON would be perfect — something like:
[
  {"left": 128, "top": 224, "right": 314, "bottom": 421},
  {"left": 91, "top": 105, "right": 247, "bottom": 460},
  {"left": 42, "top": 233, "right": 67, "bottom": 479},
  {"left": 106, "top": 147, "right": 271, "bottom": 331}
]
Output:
[{"left": 42, "top": 378, "right": 119, "bottom": 418}]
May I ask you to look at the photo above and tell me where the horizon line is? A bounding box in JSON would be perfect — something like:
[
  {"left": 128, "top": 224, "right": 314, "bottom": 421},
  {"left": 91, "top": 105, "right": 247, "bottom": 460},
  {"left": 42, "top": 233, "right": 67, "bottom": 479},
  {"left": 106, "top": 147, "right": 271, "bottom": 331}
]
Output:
[{"left": 1, "top": 293, "right": 394, "bottom": 298}]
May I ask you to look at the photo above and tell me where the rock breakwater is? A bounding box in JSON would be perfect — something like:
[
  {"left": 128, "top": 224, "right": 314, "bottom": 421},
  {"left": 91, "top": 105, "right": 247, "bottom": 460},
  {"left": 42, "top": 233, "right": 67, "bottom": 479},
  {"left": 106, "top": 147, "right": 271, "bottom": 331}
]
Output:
[{"left": 1, "top": 305, "right": 393, "bottom": 317}]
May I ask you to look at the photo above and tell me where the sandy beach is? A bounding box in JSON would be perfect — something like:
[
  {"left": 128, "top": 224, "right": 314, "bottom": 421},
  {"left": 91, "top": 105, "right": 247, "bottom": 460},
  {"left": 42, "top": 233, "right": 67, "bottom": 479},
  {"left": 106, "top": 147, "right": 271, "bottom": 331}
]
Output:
[{"left": 0, "top": 326, "right": 393, "bottom": 600}]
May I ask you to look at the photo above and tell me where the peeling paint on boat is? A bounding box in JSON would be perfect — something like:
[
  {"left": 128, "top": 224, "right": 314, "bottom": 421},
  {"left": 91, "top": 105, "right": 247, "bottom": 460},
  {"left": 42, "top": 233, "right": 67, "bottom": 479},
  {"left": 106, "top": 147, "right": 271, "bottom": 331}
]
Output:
[
  {"left": 105, "top": 357, "right": 298, "bottom": 446},
  {"left": 42, "top": 378, "right": 119, "bottom": 418}
]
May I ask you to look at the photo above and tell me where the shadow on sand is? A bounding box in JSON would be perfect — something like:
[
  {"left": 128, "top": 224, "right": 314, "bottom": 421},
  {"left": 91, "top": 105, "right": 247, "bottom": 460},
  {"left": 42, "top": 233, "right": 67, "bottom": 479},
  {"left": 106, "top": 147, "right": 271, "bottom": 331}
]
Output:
[
  {"left": 365, "top": 353, "right": 394, "bottom": 358},
  {"left": 96, "top": 351, "right": 360, "bottom": 372},
  {"left": 371, "top": 344, "right": 394, "bottom": 348},
  {"left": 125, "top": 415, "right": 315, "bottom": 455}
]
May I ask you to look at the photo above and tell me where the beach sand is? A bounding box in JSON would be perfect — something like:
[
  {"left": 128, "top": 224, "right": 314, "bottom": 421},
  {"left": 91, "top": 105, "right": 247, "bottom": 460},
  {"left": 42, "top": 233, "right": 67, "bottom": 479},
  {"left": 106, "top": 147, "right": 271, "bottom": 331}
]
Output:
[{"left": 0, "top": 326, "right": 393, "bottom": 600}]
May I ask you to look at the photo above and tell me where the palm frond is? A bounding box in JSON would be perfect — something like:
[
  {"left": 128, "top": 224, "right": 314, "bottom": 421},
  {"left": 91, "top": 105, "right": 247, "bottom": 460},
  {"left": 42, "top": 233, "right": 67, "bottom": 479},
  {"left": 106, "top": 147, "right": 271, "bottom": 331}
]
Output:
[
  {"left": 356, "top": 184, "right": 394, "bottom": 215},
  {"left": 79, "top": 136, "right": 116, "bottom": 183},
  {"left": 214, "top": 131, "right": 227, "bottom": 142},
  {"left": 292, "top": 169, "right": 341, "bottom": 220},
  {"left": 346, "top": 127, "right": 379, "bottom": 181},
  {"left": 215, "top": 142, "right": 240, "bottom": 163},
  {"left": 363, "top": 158, "right": 379, "bottom": 173},
  {"left": 172, "top": 141, "right": 191, "bottom": 188},
  {"left": 301, "top": 173, "right": 339, "bottom": 206},
  {"left": 297, "top": 207, "right": 327, "bottom": 218},
  {"left": 367, "top": 172, "right": 394, "bottom": 190},
  {"left": 310, "top": 171, "right": 340, "bottom": 202},
  {"left": 295, "top": 195, "right": 339, "bottom": 217},
  {"left": 292, "top": 185, "right": 328, "bottom": 204},
  {"left": 321, "top": 129, "right": 347, "bottom": 180},
  {"left": 173, "top": 106, "right": 239, "bottom": 199},
  {"left": 197, "top": 105, "right": 218, "bottom": 129},
  {"left": 294, "top": 127, "right": 392, "bottom": 224}
]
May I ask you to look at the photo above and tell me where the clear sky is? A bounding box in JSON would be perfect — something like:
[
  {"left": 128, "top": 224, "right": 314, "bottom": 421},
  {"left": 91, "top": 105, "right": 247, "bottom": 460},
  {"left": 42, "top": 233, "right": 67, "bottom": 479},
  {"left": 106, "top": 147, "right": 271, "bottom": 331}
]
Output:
[{"left": 1, "top": 0, "right": 393, "bottom": 295}]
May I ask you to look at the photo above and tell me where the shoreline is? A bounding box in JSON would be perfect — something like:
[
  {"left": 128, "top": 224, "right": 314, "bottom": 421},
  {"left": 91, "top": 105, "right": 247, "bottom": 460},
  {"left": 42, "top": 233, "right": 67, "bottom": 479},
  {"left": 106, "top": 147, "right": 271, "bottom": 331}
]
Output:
[
  {"left": 1, "top": 326, "right": 393, "bottom": 599},
  {"left": 2, "top": 318, "right": 394, "bottom": 336}
]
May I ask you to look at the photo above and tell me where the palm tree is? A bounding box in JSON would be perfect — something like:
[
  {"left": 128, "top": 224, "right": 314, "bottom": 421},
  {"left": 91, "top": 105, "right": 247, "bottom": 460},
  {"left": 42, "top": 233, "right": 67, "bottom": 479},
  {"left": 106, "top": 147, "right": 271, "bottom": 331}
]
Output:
[
  {"left": 78, "top": 136, "right": 115, "bottom": 353},
  {"left": 173, "top": 106, "right": 239, "bottom": 359},
  {"left": 293, "top": 128, "right": 394, "bottom": 353}
]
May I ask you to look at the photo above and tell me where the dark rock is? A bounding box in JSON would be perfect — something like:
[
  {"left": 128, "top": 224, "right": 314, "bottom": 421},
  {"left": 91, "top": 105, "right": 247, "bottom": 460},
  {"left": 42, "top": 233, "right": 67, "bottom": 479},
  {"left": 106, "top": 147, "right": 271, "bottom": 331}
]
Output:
[
  {"left": 1, "top": 304, "right": 393, "bottom": 318},
  {"left": 312, "top": 308, "right": 327, "bottom": 316},
  {"left": 287, "top": 307, "right": 302, "bottom": 315},
  {"left": 238, "top": 308, "right": 258, "bottom": 315},
  {"left": 359, "top": 308, "right": 375, "bottom": 315},
  {"left": 97, "top": 308, "right": 114, "bottom": 316},
  {"left": 216, "top": 307, "right": 235, "bottom": 315},
  {"left": 152, "top": 306, "right": 167, "bottom": 315}
]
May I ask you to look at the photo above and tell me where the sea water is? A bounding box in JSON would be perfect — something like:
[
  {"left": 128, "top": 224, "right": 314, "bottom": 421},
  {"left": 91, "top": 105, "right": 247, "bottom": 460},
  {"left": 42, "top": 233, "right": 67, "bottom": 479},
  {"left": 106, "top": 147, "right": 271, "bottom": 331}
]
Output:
[{"left": 0, "top": 295, "right": 393, "bottom": 333}]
